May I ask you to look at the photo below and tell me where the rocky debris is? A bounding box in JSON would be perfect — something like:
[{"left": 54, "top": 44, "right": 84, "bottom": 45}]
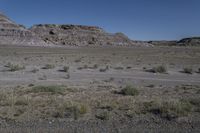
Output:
[
  {"left": 30, "top": 24, "right": 140, "bottom": 46},
  {"left": 0, "top": 12, "right": 49, "bottom": 46}
]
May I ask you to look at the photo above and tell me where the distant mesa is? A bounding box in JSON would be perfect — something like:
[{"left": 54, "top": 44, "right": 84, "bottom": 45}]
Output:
[
  {"left": 148, "top": 37, "right": 200, "bottom": 47},
  {"left": 0, "top": 12, "right": 199, "bottom": 47}
]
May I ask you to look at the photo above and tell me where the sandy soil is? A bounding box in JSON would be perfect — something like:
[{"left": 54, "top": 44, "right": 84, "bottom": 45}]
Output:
[{"left": 0, "top": 45, "right": 200, "bottom": 133}]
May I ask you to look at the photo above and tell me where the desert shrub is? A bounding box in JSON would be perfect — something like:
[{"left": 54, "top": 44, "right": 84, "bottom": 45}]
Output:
[
  {"left": 96, "top": 100, "right": 118, "bottom": 111},
  {"left": 183, "top": 68, "right": 193, "bottom": 74},
  {"left": 28, "top": 84, "right": 34, "bottom": 87},
  {"left": 15, "top": 97, "right": 28, "bottom": 106},
  {"left": 10, "top": 65, "right": 25, "bottom": 72},
  {"left": 4, "top": 62, "right": 12, "bottom": 68},
  {"left": 83, "top": 65, "right": 88, "bottom": 69},
  {"left": 114, "top": 66, "right": 124, "bottom": 70},
  {"left": 147, "top": 84, "right": 155, "bottom": 88},
  {"left": 143, "top": 100, "right": 192, "bottom": 120},
  {"left": 14, "top": 107, "right": 27, "bottom": 117},
  {"left": 6, "top": 63, "right": 25, "bottom": 72},
  {"left": 143, "top": 67, "right": 147, "bottom": 70},
  {"left": 95, "top": 111, "right": 110, "bottom": 120},
  {"left": 31, "top": 85, "right": 65, "bottom": 95},
  {"left": 88, "top": 64, "right": 98, "bottom": 69},
  {"left": 74, "top": 58, "right": 82, "bottom": 63},
  {"left": 0, "top": 93, "right": 8, "bottom": 101},
  {"left": 31, "top": 68, "right": 39, "bottom": 73},
  {"left": 77, "top": 65, "right": 88, "bottom": 70},
  {"left": 63, "top": 66, "right": 69, "bottom": 72},
  {"left": 42, "top": 64, "right": 55, "bottom": 69},
  {"left": 78, "top": 64, "right": 98, "bottom": 70},
  {"left": 188, "top": 98, "right": 200, "bottom": 107},
  {"left": 69, "top": 104, "right": 88, "bottom": 120},
  {"left": 197, "top": 89, "right": 200, "bottom": 94},
  {"left": 126, "top": 110, "right": 137, "bottom": 118},
  {"left": 99, "top": 66, "right": 109, "bottom": 72},
  {"left": 150, "top": 65, "right": 167, "bottom": 73},
  {"left": 120, "top": 85, "right": 139, "bottom": 96},
  {"left": 54, "top": 102, "right": 89, "bottom": 120},
  {"left": 126, "top": 66, "right": 132, "bottom": 69},
  {"left": 93, "top": 64, "right": 98, "bottom": 69},
  {"left": 189, "top": 97, "right": 200, "bottom": 112}
]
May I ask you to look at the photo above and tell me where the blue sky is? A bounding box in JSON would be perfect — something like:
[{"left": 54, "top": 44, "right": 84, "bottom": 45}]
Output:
[{"left": 0, "top": 0, "right": 200, "bottom": 40}]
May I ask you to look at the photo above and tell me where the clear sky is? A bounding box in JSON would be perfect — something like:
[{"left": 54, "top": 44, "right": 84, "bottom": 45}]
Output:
[{"left": 0, "top": 0, "right": 200, "bottom": 41}]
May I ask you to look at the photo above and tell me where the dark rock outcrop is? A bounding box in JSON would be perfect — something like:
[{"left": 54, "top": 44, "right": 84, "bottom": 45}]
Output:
[
  {"left": 177, "top": 37, "right": 200, "bottom": 46},
  {"left": 148, "top": 37, "right": 200, "bottom": 47},
  {"left": 148, "top": 41, "right": 177, "bottom": 46}
]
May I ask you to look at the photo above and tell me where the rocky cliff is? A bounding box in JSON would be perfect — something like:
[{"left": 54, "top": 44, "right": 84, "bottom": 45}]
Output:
[
  {"left": 29, "top": 24, "right": 137, "bottom": 46},
  {"left": 0, "top": 12, "right": 49, "bottom": 46}
]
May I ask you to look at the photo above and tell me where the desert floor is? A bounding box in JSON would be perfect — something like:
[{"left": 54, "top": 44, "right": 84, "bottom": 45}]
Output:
[{"left": 0, "top": 45, "right": 200, "bottom": 133}]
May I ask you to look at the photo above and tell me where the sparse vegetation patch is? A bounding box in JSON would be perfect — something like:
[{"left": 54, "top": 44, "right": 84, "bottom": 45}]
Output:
[
  {"left": 5, "top": 62, "right": 25, "bottom": 72},
  {"left": 120, "top": 85, "right": 139, "bottom": 96},
  {"left": 142, "top": 99, "right": 192, "bottom": 120},
  {"left": 31, "top": 85, "right": 65, "bottom": 95},
  {"left": 54, "top": 102, "right": 89, "bottom": 120}
]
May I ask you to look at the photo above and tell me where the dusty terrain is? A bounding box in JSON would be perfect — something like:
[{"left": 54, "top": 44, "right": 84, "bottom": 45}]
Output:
[{"left": 0, "top": 45, "right": 200, "bottom": 133}]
